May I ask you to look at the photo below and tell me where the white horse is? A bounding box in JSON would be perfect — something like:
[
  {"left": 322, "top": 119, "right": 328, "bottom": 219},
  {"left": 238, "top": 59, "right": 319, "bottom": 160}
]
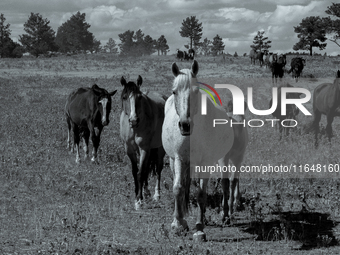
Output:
[{"left": 162, "top": 60, "right": 246, "bottom": 241}]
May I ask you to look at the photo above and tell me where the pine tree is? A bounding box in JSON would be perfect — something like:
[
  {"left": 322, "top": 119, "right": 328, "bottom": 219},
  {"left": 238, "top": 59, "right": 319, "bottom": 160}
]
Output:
[
  {"left": 0, "top": 13, "right": 12, "bottom": 58},
  {"left": 211, "top": 34, "right": 224, "bottom": 56},
  {"left": 144, "top": 35, "right": 156, "bottom": 55},
  {"left": 104, "top": 38, "right": 118, "bottom": 54},
  {"left": 55, "top": 12, "right": 94, "bottom": 53},
  {"left": 118, "top": 30, "right": 135, "bottom": 56},
  {"left": 179, "top": 16, "right": 203, "bottom": 49},
  {"left": 200, "top": 37, "right": 211, "bottom": 55},
  {"left": 293, "top": 16, "right": 327, "bottom": 55},
  {"left": 156, "top": 35, "right": 169, "bottom": 55},
  {"left": 19, "top": 13, "right": 57, "bottom": 57},
  {"left": 250, "top": 31, "right": 271, "bottom": 52},
  {"left": 325, "top": 3, "right": 340, "bottom": 47}
]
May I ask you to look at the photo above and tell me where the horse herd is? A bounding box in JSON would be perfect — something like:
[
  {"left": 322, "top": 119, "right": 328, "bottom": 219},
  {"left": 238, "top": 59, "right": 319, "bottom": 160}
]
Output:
[
  {"left": 249, "top": 49, "right": 306, "bottom": 84},
  {"left": 176, "top": 49, "right": 195, "bottom": 61},
  {"left": 64, "top": 59, "right": 340, "bottom": 241}
]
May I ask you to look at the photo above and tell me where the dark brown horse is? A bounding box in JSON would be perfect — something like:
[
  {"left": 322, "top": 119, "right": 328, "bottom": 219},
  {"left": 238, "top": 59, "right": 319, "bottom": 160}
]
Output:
[
  {"left": 120, "top": 75, "right": 167, "bottom": 210},
  {"left": 65, "top": 85, "right": 117, "bottom": 163},
  {"left": 313, "top": 70, "right": 340, "bottom": 146}
]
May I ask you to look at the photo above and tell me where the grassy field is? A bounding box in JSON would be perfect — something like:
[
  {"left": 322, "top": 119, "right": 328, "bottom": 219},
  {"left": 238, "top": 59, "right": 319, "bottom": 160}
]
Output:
[{"left": 1, "top": 53, "right": 340, "bottom": 254}]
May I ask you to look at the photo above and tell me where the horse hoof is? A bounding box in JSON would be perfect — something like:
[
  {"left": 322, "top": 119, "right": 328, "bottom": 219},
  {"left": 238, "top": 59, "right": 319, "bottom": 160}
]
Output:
[
  {"left": 193, "top": 231, "right": 206, "bottom": 242},
  {"left": 75, "top": 158, "right": 80, "bottom": 164},
  {"left": 135, "top": 200, "right": 143, "bottom": 210},
  {"left": 222, "top": 217, "right": 231, "bottom": 226},
  {"left": 143, "top": 189, "right": 151, "bottom": 199},
  {"left": 91, "top": 157, "right": 99, "bottom": 164},
  {"left": 153, "top": 194, "right": 160, "bottom": 202},
  {"left": 171, "top": 219, "right": 188, "bottom": 231},
  {"left": 195, "top": 223, "right": 204, "bottom": 232}
]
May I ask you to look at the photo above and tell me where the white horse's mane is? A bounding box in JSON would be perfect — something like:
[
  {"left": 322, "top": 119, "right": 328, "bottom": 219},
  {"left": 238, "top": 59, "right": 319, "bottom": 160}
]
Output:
[{"left": 172, "top": 69, "right": 192, "bottom": 91}]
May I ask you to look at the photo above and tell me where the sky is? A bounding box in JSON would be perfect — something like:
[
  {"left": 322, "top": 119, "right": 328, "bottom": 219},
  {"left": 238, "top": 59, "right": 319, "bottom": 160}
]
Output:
[{"left": 1, "top": 0, "right": 339, "bottom": 56}]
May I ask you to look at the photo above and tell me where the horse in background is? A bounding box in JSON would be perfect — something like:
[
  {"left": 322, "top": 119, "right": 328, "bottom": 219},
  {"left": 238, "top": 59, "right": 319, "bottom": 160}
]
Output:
[
  {"left": 120, "top": 75, "right": 167, "bottom": 210},
  {"left": 271, "top": 54, "right": 286, "bottom": 84},
  {"left": 288, "top": 57, "right": 306, "bottom": 82},
  {"left": 162, "top": 60, "right": 241, "bottom": 241},
  {"left": 249, "top": 49, "right": 257, "bottom": 65},
  {"left": 312, "top": 70, "right": 340, "bottom": 146},
  {"left": 176, "top": 49, "right": 184, "bottom": 61}
]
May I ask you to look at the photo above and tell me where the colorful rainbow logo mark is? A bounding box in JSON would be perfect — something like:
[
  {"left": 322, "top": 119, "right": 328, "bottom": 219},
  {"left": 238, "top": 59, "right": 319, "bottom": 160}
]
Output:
[{"left": 196, "top": 82, "right": 223, "bottom": 106}]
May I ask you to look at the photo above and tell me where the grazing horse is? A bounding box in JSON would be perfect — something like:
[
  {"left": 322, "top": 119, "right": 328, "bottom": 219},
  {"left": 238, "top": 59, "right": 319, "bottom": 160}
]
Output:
[
  {"left": 249, "top": 49, "right": 257, "bottom": 65},
  {"left": 269, "top": 53, "right": 278, "bottom": 65},
  {"left": 176, "top": 50, "right": 184, "bottom": 61},
  {"left": 120, "top": 75, "right": 167, "bottom": 210},
  {"left": 269, "top": 83, "right": 301, "bottom": 139},
  {"left": 312, "top": 70, "right": 340, "bottom": 146},
  {"left": 183, "top": 51, "right": 190, "bottom": 60},
  {"left": 257, "top": 51, "right": 264, "bottom": 67},
  {"left": 65, "top": 85, "right": 117, "bottom": 163},
  {"left": 162, "top": 60, "right": 235, "bottom": 241},
  {"left": 265, "top": 52, "right": 272, "bottom": 68},
  {"left": 288, "top": 57, "right": 306, "bottom": 82},
  {"left": 188, "top": 48, "right": 195, "bottom": 60}
]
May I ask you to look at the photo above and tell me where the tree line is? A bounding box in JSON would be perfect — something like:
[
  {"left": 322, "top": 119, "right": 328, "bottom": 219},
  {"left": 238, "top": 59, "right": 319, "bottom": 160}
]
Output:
[
  {"left": 249, "top": 3, "right": 340, "bottom": 55},
  {"left": 0, "top": 11, "right": 170, "bottom": 58},
  {"left": 0, "top": 3, "right": 339, "bottom": 58}
]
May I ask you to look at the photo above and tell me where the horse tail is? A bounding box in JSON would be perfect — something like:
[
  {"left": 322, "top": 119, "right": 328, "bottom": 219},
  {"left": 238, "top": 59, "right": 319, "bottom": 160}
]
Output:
[{"left": 148, "top": 148, "right": 158, "bottom": 177}]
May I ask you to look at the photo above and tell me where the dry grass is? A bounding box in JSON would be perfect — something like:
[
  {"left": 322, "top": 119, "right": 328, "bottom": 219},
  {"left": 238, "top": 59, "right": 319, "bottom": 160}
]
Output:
[{"left": 1, "top": 54, "right": 340, "bottom": 254}]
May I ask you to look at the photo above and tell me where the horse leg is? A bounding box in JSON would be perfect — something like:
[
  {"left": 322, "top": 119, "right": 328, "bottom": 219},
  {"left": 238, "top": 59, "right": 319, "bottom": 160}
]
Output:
[
  {"left": 66, "top": 116, "right": 72, "bottom": 151},
  {"left": 219, "top": 156, "right": 230, "bottom": 223},
  {"left": 82, "top": 129, "right": 90, "bottom": 160},
  {"left": 90, "top": 126, "right": 102, "bottom": 163},
  {"left": 326, "top": 114, "right": 334, "bottom": 142},
  {"left": 195, "top": 178, "right": 208, "bottom": 231},
  {"left": 154, "top": 147, "right": 165, "bottom": 201},
  {"left": 137, "top": 149, "right": 151, "bottom": 206},
  {"left": 193, "top": 177, "right": 208, "bottom": 241},
  {"left": 229, "top": 160, "right": 242, "bottom": 222},
  {"left": 278, "top": 119, "right": 283, "bottom": 140},
  {"left": 171, "top": 157, "right": 190, "bottom": 231},
  {"left": 125, "top": 145, "right": 139, "bottom": 206},
  {"left": 72, "top": 125, "right": 80, "bottom": 163},
  {"left": 313, "top": 110, "right": 322, "bottom": 147}
]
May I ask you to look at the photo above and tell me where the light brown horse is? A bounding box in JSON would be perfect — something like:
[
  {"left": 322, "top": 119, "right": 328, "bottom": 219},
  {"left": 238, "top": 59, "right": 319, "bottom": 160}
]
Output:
[{"left": 120, "top": 75, "right": 167, "bottom": 210}]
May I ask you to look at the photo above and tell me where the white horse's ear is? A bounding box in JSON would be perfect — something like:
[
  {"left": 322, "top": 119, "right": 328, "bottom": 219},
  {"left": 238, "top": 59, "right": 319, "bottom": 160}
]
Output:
[
  {"left": 172, "top": 62, "right": 180, "bottom": 77},
  {"left": 191, "top": 60, "right": 199, "bottom": 77},
  {"left": 137, "top": 75, "right": 143, "bottom": 87},
  {"left": 120, "top": 76, "right": 127, "bottom": 86}
]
